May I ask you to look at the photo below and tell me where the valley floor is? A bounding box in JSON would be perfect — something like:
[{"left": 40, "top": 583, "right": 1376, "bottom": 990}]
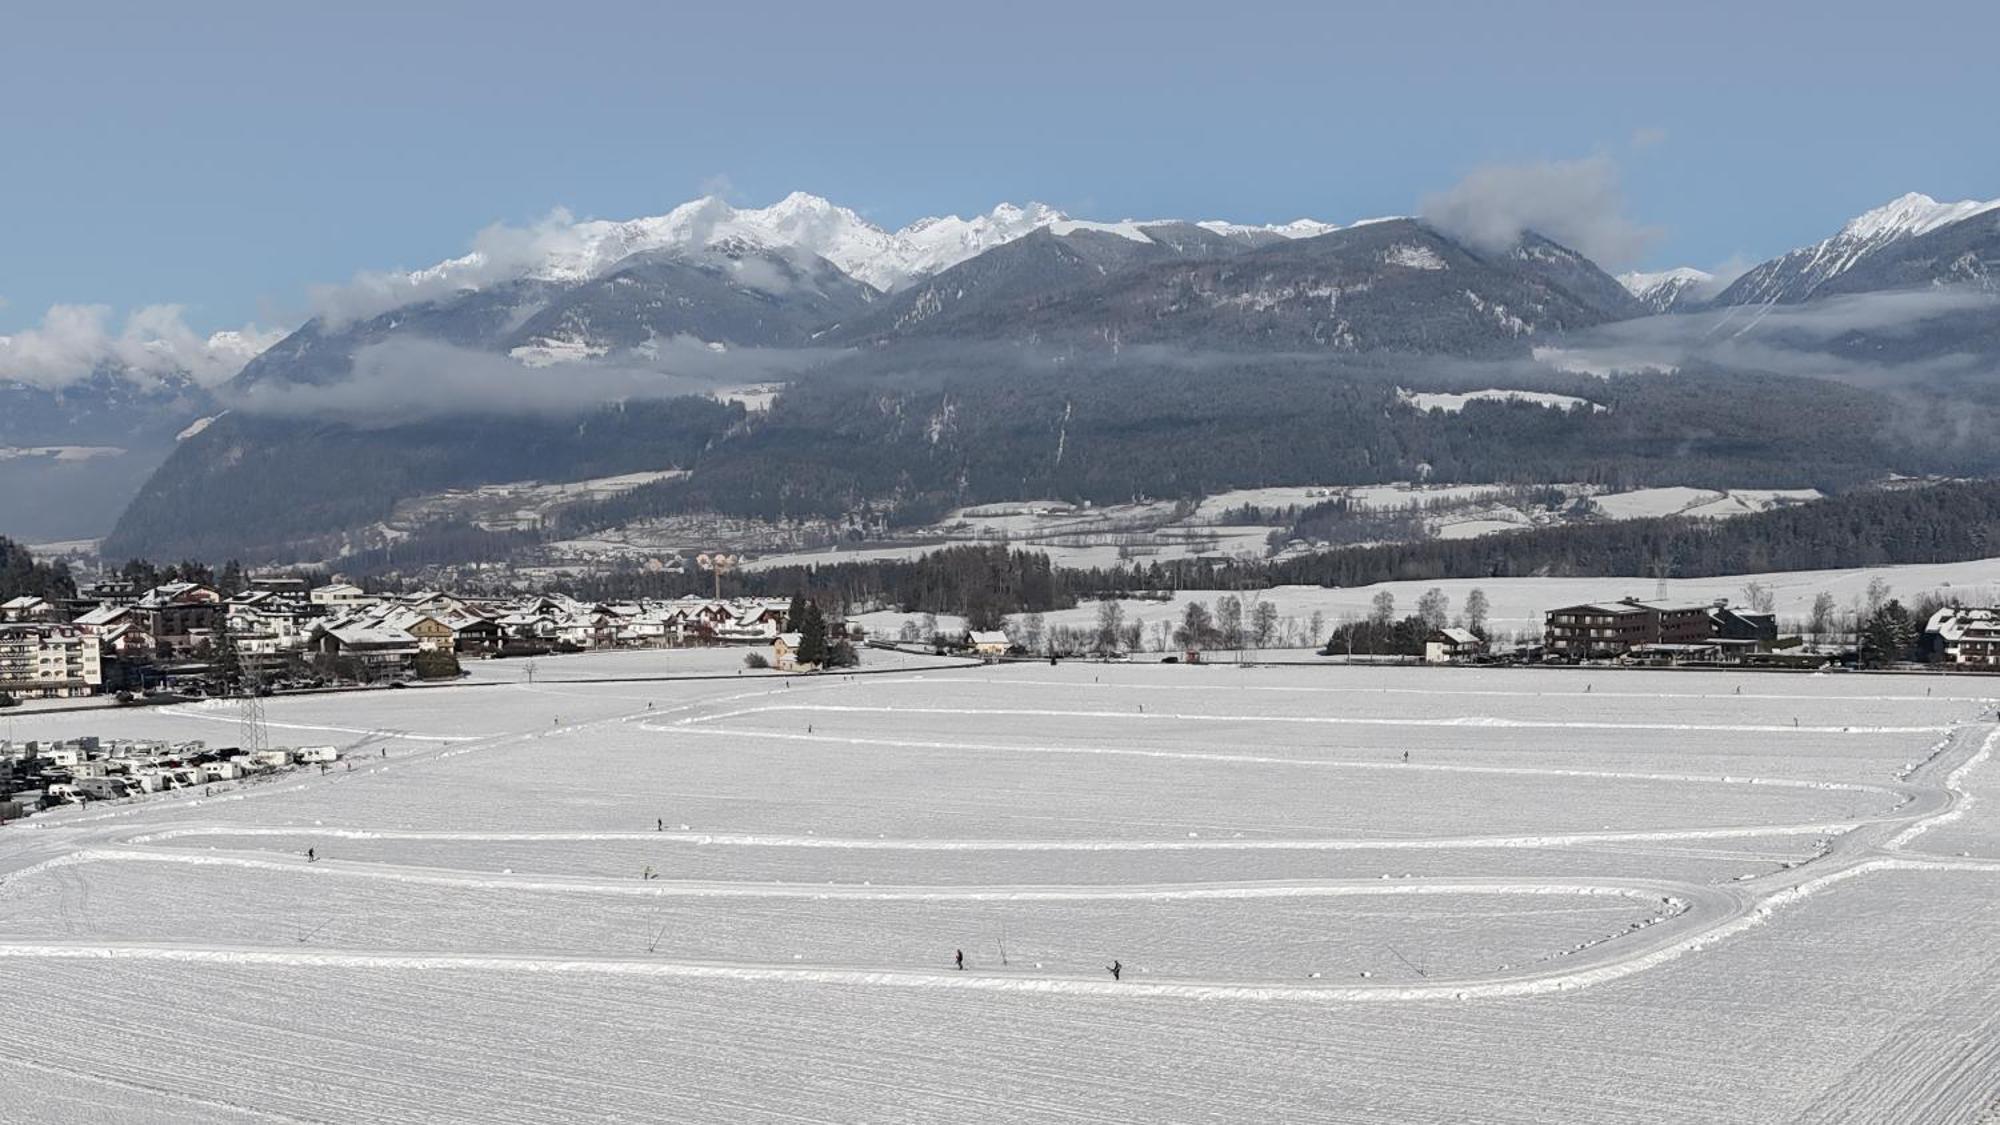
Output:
[{"left": 1, "top": 658, "right": 1998, "bottom": 1122}]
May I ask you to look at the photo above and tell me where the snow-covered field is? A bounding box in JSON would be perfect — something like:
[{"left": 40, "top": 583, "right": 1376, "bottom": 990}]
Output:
[
  {"left": 858, "top": 555, "right": 2000, "bottom": 648},
  {"left": 739, "top": 483, "right": 1826, "bottom": 573},
  {"left": 3, "top": 660, "right": 1999, "bottom": 1122}
]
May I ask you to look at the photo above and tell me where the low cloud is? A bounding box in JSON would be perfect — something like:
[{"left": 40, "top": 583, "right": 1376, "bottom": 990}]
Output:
[
  {"left": 225, "top": 335, "right": 832, "bottom": 424},
  {"left": 1421, "top": 155, "right": 1661, "bottom": 268},
  {"left": 1547, "top": 287, "right": 2000, "bottom": 382},
  {"left": 0, "top": 304, "right": 286, "bottom": 390},
  {"left": 306, "top": 208, "right": 592, "bottom": 328}
]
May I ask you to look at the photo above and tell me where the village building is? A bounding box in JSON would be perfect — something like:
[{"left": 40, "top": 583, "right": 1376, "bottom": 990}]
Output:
[
  {"left": 1, "top": 595, "right": 60, "bottom": 623},
  {"left": 310, "top": 583, "right": 381, "bottom": 611},
  {"left": 1923, "top": 606, "right": 2000, "bottom": 667},
  {"left": 1424, "top": 627, "right": 1486, "bottom": 664},
  {"left": 377, "top": 608, "right": 456, "bottom": 653},
  {"left": 966, "top": 630, "right": 1012, "bottom": 658},
  {"left": 247, "top": 574, "right": 313, "bottom": 601},
  {"left": 132, "top": 582, "right": 225, "bottom": 656},
  {"left": 309, "top": 623, "right": 420, "bottom": 679},
  {"left": 1544, "top": 598, "right": 1731, "bottom": 658},
  {"left": 442, "top": 610, "right": 504, "bottom": 655},
  {"left": 0, "top": 624, "right": 104, "bottom": 698}
]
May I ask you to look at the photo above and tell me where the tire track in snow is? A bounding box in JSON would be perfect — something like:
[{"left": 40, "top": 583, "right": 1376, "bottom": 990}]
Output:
[
  {"left": 679, "top": 702, "right": 1947, "bottom": 735},
  {"left": 928, "top": 674, "right": 2000, "bottom": 706},
  {"left": 4, "top": 861, "right": 1992, "bottom": 1004},
  {"left": 35, "top": 846, "right": 1703, "bottom": 906},
  {"left": 643, "top": 721, "right": 1906, "bottom": 798},
  {"left": 157, "top": 703, "right": 485, "bottom": 742},
  {"left": 128, "top": 822, "right": 1859, "bottom": 852}
]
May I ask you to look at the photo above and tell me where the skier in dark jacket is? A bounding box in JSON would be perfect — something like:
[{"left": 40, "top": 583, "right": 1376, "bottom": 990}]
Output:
[
  {"left": 955, "top": 949, "right": 964, "bottom": 971},
  {"left": 1108, "top": 959, "right": 1121, "bottom": 981}
]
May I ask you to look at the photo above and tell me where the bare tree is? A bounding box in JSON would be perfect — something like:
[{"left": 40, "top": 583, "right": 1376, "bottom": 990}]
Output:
[
  {"left": 1251, "top": 600, "right": 1279, "bottom": 649},
  {"left": 1463, "top": 588, "right": 1489, "bottom": 636},
  {"left": 1808, "top": 592, "right": 1835, "bottom": 640},
  {"left": 1416, "top": 587, "right": 1449, "bottom": 629},
  {"left": 1215, "top": 595, "right": 1245, "bottom": 650},
  {"left": 1094, "top": 600, "right": 1126, "bottom": 654},
  {"left": 1741, "top": 581, "right": 1776, "bottom": 614},
  {"left": 1865, "top": 577, "right": 1891, "bottom": 617},
  {"left": 1308, "top": 610, "right": 1327, "bottom": 648},
  {"left": 1018, "top": 612, "right": 1046, "bottom": 654},
  {"left": 1175, "top": 602, "right": 1215, "bottom": 650},
  {"left": 1369, "top": 590, "right": 1396, "bottom": 626}
]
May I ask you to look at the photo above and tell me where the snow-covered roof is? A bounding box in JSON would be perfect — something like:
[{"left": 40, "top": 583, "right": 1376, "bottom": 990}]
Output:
[
  {"left": 323, "top": 625, "right": 420, "bottom": 649},
  {"left": 967, "top": 630, "right": 1010, "bottom": 646},
  {"left": 1926, "top": 606, "right": 2000, "bottom": 641},
  {"left": 73, "top": 604, "right": 130, "bottom": 627}
]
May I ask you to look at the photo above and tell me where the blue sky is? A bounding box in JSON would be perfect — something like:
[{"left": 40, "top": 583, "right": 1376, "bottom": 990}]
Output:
[{"left": 3, "top": 0, "right": 1997, "bottom": 337}]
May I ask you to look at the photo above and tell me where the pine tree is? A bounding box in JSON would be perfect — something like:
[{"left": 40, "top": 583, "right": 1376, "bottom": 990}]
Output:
[
  {"left": 798, "top": 601, "right": 830, "bottom": 668},
  {"left": 786, "top": 591, "right": 808, "bottom": 632},
  {"left": 218, "top": 559, "right": 248, "bottom": 596},
  {"left": 214, "top": 615, "right": 244, "bottom": 690}
]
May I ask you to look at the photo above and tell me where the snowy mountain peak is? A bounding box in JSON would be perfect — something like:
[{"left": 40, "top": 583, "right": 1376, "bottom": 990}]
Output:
[
  {"left": 1840, "top": 191, "right": 2000, "bottom": 241},
  {"left": 1618, "top": 267, "right": 1714, "bottom": 293},
  {"left": 1617, "top": 267, "right": 1716, "bottom": 314},
  {"left": 1711, "top": 189, "right": 2000, "bottom": 307},
  {"left": 366, "top": 193, "right": 1342, "bottom": 314}
]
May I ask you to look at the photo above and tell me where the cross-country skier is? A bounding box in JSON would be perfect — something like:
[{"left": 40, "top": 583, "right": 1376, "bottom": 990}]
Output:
[
  {"left": 1402, "top": 750, "right": 1409, "bottom": 763},
  {"left": 306, "top": 847, "right": 316, "bottom": 862},
  {"left": 955, "top": 949, "right": 964, "bottom": 970},
  {"left": 1108, "top": 960, "right": 1122, "bottom": 981}
]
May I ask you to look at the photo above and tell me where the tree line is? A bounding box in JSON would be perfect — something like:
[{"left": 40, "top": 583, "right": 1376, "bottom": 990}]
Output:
[
  {"left": 1060, "top": 480, "right": 2000, "bottom": 594},
  {"left": 0, "top": 536, "right": 77, "bottom": 603}
]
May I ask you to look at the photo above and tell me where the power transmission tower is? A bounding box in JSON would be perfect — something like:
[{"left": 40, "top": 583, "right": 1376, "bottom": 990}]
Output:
[{"left": 239, "top": 665, "right": 268, "bottom": 755}]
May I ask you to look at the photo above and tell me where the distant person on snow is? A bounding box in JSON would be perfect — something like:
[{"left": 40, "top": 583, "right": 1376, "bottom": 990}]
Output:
[
  {"left": 955, "top": 949, "right": 964, "bottom": 971},
  {"left": 1108, "top": 960, "right": 1122, "bottom": 981},
  {"left": 658, "top": 818, "right": 664, "bottom": 831},
  {"left": 1402, "top": 750, "right": 1410, "bottom": 763},
  {"left": 306, "top": 847, "right": 316, "bottom": 863}
]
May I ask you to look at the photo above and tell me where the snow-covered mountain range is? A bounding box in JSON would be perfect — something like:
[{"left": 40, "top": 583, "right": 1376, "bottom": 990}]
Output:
[
  {"left": 1632, "top": 189, "right": 2000, "bottom": 308},
  {"left": 404, "top": 191, "right": 1342, "bottom": 297}
]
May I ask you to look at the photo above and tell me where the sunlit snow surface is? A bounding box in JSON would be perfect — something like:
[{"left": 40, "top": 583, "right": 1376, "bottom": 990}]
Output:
[{"left": 3, "top": 651, "right": 1999, "bottom": 1122}]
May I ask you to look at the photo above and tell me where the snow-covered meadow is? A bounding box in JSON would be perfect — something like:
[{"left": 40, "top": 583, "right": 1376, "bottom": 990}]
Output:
[
  {"left": 857, "top": 554, "right": 2000, "bottom": 649},
  {"left": 2, "top": 658, "right": 1999, "bottom": 1122}
]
